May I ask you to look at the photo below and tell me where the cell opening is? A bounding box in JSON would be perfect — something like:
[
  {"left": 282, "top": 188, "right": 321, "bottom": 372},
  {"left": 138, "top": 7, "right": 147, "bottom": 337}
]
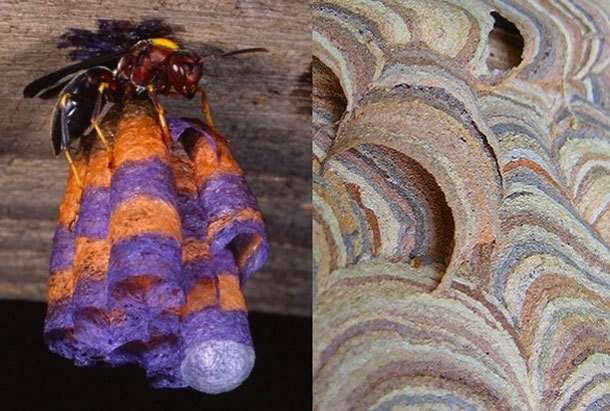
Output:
[
  {"left": 487, "top": 12, "right": 524, "bottom": 71},
  {"left": 312, "top": 57, "right": 348, "bottom": 132}
]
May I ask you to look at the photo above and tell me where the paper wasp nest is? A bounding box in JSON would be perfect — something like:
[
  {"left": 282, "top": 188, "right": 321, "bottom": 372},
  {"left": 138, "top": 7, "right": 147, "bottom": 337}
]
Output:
[
  {"left": 313, "top": 1, "right": 610, "bottom": 409},
  {"left": 45, "top": 101, "right": 269, "bottom": 393}
]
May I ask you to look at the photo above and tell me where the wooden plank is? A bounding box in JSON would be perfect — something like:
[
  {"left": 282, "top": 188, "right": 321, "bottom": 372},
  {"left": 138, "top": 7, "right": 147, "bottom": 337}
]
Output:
[{"left": 0, "top": 0, "right": 312, "bottom": 316}]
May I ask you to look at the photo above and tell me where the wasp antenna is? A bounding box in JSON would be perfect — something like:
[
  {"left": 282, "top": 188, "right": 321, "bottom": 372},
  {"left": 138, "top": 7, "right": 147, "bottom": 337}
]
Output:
[{"left": 200, "top": 47, "right": 268, "bottom": 64}]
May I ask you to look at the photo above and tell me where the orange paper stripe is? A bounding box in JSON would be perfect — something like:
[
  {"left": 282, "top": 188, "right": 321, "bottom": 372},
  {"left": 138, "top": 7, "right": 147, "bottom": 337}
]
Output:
[
  {"left": 218, "top": 274, "right": 246, "bottom": 311},
  {"left": 193, "top": 130, "right": 242, "bottom": 185},
  {"left": 73, "top": 237, "right": 110, "bottom": 283},
  {"left": 114, "top": 116, "right": 169, "bottom": 165},
  {"left": 109, "top": 195, "right": 182, "bottom": 243},
  {"left": 206, "top": 208, "right": 263, "bottom": 243},
  {"left": 170, "top": 152, "right": 198, "bottom": 195},
  {"left": 58, "top": 157, "right": 86, "bottom": 226},
  {"left": 182, "top": 237, "right": 210, "bottom": 263},
  {"left": 183, "top": 278, "right": 217, "bottom": 316},
  {"left": 47, "top": 268, "right": 74, "bottom": 302},
  {"left": 83, "top": 150, "right": 112, "bottom": 188}
]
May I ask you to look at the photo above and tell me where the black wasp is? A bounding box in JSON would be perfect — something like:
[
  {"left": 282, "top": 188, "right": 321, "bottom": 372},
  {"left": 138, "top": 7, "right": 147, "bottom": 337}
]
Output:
[{"left": 23, "top": 19, "right": 266, "bottom": 185}]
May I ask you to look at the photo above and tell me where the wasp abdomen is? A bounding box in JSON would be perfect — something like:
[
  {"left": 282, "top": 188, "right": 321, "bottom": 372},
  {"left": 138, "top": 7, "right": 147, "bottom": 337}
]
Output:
[{"left": 51, "top": 66, "right": 115, "bottom": 155}]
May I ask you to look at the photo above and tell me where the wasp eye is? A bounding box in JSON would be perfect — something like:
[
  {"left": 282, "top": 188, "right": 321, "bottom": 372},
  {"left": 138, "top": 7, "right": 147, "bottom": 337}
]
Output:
[
  {"left": 168, "top": 57, "right": 187, "bottom": 92},
  {"left": 171, "top": 63, "right": 185, "bottom": 77}
]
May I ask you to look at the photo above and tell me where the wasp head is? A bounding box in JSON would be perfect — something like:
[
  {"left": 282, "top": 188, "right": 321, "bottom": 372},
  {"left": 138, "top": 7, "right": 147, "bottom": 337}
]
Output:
[{"left": 167, "top": 51, "right": 202, "bottom": 99}]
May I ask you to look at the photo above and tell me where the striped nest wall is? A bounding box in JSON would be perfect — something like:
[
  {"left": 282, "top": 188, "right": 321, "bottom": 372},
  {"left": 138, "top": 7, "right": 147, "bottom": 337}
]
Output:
[
  {"left": 313, "top": 0, "right": 610, "bottom": 409},
  {"left": 45, "top": 102, "right": 269, "bottom": 393}
]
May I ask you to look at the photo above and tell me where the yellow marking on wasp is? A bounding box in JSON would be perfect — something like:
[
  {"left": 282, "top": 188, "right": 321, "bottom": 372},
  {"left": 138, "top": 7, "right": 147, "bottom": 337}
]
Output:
[
  {"left": 151, "top": 38, "right": 179, "bottom": 50},
  {"left": 59, "top": 92, "right": 72, "bottom": 108}
]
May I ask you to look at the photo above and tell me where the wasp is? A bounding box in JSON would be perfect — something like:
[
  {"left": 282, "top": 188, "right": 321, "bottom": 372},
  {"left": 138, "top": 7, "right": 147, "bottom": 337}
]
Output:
[{"left": 24, "top": 20, "right": 266, "bottom": 186}]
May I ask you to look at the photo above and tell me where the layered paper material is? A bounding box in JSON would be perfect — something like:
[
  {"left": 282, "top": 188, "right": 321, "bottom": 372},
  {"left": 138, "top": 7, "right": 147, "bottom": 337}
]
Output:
[{"left": 45, "top": 110, "right": 269, "bottom": 393}]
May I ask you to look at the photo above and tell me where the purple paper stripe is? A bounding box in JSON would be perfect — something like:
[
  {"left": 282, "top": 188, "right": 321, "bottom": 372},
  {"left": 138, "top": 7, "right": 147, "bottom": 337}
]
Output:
[
  {"left": 166, "top": 114, "right": 217, "bottom": 154},
  {"left": 105, "top": 308, "right": 150, "bottom": 350},
  {"left": 107, "top": 231, "right": 184, "bottom": 354},
  {"left": 211, "top": 218, "right": 265, "bottom": 251},
  {"left": 142, "top": 280, "right": 186, "bottom": 312},
  {"left": 176, "top": 192, "right": 207, "bottom": 240},
  {"left": 108, "top": 340, "right": 148, "bottom": 367},
  {"left": 144, "top": 334, "right": 185, "bottom": 388},
  {"left": 110, "top": 158, "right": 178, "bottom": 210},
  {"left": 146, "top": 360, "right": 183, "bottom": 386},
  {"left": 44, "top": 299, "right": 73, "bottom": 333},
  {"left": 108, "top": 233, "right": 182, "bottom": 287},
  {"left": 198, "top": 174, "right": 259, "bottom": 222},
  {"left": 71, "top": 307, "right": 115, "bottom": 365},
  {"left": 148, "top": 311, "right": 181, "bottom": 337},
  {"left": 182, "top": 248, "right": 238, "bottom": 284},
  {"left": 148, "top": 369, "right": 185, "bottom": 389},
  {"left": 72, "top": 278, "right": 106, "bottom": 309},
  {"left": 211, "top": 218, "right": 266, "bottom": 249},
  {"left": 45, "top": 328, "right": 76, "bottom": 361},
  {"left": 75, "top": 186, "right": 110, "bottom": 239},
  {"left": 49, "top": 225, "right": 75, "bottom": 273},
  {"left": 181, "top": 308, "right": 253, "bottom": 347}
]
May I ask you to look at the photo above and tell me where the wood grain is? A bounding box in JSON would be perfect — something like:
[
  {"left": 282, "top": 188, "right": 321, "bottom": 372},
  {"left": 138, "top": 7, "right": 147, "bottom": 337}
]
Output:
[{"left": 0, "top": 0, "right": 311, "bottom": 316}]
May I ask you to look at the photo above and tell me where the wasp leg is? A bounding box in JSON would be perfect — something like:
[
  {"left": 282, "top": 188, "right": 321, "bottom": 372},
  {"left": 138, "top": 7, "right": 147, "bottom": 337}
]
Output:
[
  {"left": 64, "top": 149, "right": 82, "bottom": 230},
  {"left": 63, "top": 149, "right": 82, "bottom": 188},
  {"left": 147, "top": 85, "right": 172, "bottom": 145},
  {"left": 198, "top": 86, "right": 215, "bottom": 129},
  {"left": 58, "top": 93, "right": 83, "bottom": 189},
  {"left": 91, "top": 82, "right": 114, "bottom": 166}
]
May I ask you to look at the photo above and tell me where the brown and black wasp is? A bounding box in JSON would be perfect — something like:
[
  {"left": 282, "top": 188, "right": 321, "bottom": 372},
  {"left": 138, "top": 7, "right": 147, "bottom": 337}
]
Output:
[{"left": 23, "top": 19, "right": 266, "bottom": 185}]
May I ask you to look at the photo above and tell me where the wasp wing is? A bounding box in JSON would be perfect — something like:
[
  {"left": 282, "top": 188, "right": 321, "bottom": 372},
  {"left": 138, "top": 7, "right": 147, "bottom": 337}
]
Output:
[
  {"left": 37, "top": 79, "right": 72, "bottom": 100},
  {"left": 23, "top": 50, "right": 126, "bottom": 98}
]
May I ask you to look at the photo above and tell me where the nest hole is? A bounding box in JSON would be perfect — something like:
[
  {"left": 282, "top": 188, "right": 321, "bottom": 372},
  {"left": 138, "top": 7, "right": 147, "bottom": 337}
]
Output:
[
  {"left": 487, "top": 12, "right": 524, "bottom": 71},
  {"left": 313, "top": 57, "right": 348, "bottom": 131}
]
